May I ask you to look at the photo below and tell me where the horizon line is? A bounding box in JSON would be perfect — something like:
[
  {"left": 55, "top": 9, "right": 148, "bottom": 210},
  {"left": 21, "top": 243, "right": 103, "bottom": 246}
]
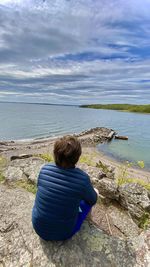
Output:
[{"left": 0, "top": 101, "right": 79, "bottom": 107}]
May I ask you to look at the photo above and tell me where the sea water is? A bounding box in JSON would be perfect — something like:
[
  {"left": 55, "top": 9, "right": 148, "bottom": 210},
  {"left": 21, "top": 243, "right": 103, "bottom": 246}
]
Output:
[{"left": 0, "top": 102, "right": 150, "bottom": 169}]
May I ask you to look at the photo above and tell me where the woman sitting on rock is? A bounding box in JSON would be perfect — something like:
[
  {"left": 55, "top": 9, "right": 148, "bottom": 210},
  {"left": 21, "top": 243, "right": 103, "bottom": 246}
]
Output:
[{"left": 32, "top": 136, "right": 98, "bottom": 241}]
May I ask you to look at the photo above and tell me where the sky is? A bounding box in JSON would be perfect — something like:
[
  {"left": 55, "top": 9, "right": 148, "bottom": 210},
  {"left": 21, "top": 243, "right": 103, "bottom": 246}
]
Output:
[{"left": 0, "top": 0, "right": 150, "bottom": 105}]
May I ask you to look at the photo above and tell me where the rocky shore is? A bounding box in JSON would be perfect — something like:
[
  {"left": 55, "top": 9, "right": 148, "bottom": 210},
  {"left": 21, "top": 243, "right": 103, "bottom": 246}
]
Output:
[
  {"left": 0, "top": 127, "right": 115, "bottom": 156},
  {"left": 0, "top": 127, "right": 150, "bottom": 267}
]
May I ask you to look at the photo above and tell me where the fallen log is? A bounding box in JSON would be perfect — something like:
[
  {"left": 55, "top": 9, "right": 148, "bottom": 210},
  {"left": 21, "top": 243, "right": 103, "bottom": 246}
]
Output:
[
  {"left": 115, "top": 135, "right": 128, "bottom": 140},
  {"left": 10, "top": 154, "right": 33, "bottom": 161}
]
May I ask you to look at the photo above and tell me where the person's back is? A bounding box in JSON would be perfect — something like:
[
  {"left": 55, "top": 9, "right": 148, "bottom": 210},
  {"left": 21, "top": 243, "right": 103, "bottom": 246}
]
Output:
[{"left": 32, "top": 136, "right": 98, "bottom": 241}]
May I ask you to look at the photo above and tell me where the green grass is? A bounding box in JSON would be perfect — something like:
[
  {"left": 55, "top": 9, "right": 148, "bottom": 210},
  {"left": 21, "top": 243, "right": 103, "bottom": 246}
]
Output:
[
  {"left": 37, "top": 153, "right": 53, "bottom": 162},
  {"left": 0, "top": 156, "right": 7, "bottom": 168},
  {"left": 138, "top": 212, "right": 150, "bottom": 230},
  {"left": 0, "top": 172, "right": 5, "bottom": 183},
  {"left": 81, "top": 104, "right": 150, "bottom": 114},
  {"left": 117, "top": 177, "right": 150, "bottom": 191},
  {"left": 96, "top": 160, "right": 109, "bottom": 173},
  {"left": 79, "top": 155, "right": 95, "bottom": 166},
  {"left": 16, "top": 180, "right": 37, "bottom": 194},
  {"left": 117, "top": 160, "right": 150, "bottom": 191},
  {"left": 0, "top": 156, "right": 6, "bottom": 183}
]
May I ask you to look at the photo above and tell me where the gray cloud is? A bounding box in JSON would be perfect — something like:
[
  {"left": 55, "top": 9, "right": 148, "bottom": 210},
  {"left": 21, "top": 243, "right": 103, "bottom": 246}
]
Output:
[{"left": 0, "top": 0, "right": 150, "bottom": 104}]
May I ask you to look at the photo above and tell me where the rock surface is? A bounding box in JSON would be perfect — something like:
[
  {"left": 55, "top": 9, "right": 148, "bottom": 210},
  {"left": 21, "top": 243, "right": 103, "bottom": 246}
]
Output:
[
  {"left": 0, "top": 185, "right": 150, "bottom": 267},
  {"left": 108, "top": 206, "right": 140, "bottom": 238},
  {"left": 76, "top": 127, "right": 115, "bottom": 146},
  {"left": 119, "top": 183, "right": 150, "bottom": 221},
  {"left": 3, "top": 157, "right": 45, "bottom": 183},
  {"left": 96, "top": 178, "right": 119, "bottom": 200},
  {"left": 2, "top": 157, "right": 150, "bottom": 228},
  {"left": 91, "top": 202, "right": 140, "bottom": 239}
]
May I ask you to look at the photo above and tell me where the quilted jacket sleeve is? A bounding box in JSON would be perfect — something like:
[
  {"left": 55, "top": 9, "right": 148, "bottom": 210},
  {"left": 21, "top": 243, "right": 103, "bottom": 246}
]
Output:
[{"left": 82, "top": 175, "right": 97, "bottom": 205}]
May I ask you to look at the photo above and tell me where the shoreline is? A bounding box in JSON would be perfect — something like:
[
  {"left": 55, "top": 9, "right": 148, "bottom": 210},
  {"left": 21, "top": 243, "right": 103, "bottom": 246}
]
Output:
[
  {"left": 93, "top": 148, "right": 150, "bottom": 183},
  {"left": 97, "top": 144, "right": 150, "bottom": 172},
  {"left": 0, "top": 134, "right": 61, "bottom": 143},
  {"left": 81, "top": 103, "right": 150, "bottom": 114},
  {"left": 0, "top": 127, "right": 150, "bottom": 183}
]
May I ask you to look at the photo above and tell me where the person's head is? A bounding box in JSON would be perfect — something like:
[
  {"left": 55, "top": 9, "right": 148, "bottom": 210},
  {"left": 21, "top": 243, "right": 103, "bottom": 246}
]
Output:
[{"left": 53, "top": 135, "right": 82, "bottom": 168}]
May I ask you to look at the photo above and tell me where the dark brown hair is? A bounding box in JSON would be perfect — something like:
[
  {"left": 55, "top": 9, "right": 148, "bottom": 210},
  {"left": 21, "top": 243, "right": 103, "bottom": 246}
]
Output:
[{"left": 53, "top": 135, "right": 82, "bottom": 168}]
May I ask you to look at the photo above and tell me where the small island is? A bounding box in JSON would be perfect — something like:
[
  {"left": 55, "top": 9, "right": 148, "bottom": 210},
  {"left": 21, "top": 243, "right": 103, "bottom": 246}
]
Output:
[{"left": 80, "top": 104, "right": 150, "bottom": 114}]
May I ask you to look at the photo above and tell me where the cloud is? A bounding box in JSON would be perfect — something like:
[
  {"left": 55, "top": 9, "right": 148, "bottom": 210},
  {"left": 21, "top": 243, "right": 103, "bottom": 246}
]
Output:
[{"left": 0, "top": 0, "right": 150, "bottom": 104}]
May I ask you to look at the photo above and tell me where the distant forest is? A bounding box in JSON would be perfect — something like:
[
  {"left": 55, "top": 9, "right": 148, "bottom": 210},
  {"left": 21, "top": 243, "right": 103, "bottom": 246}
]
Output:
[{"left": 80, "top": 104, "right": 150, "bottom": 114}]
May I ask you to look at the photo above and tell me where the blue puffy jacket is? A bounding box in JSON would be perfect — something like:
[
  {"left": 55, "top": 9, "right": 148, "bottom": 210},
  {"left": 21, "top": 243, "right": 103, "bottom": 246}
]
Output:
[{"left": 32, "top": 163, "right": 97, "bottom": 240}]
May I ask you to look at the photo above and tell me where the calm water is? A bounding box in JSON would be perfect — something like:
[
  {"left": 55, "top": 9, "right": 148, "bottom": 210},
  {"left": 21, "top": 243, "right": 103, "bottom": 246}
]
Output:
[{"left": 0, "top": 102, "right": 150, "bottom": 169}]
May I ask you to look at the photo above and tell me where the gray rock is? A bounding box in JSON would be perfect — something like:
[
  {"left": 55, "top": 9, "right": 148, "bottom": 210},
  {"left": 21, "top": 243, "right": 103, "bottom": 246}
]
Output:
[
  {"left": 3, "top": 157, "right": 45, "bottom": 184},
  {"left": 97, "top": 178, "right": 119, "bottom": 200},
  {"left": 1, "top": 185, "right": 150, "bottom": 267},
  {"left": 3, "top": 166, "right": 24, "bottom": 181},
  {"left": 119, "top": 183, "right": 150, "bottom": 221},
  {"left": 77, "top": 127, "right": 116, "bottom": 145},
  {"left": 23, "top": 158, "right": 45, "bottom": 183},
  {"left": 109, "top": 206, "right": 140, "bottom": 238},
  {"left": 97, "top": 171, "right": 107, "bottom": 179},
  {"left": 132, "top": 230, "right": 150, "bottom": 267}
]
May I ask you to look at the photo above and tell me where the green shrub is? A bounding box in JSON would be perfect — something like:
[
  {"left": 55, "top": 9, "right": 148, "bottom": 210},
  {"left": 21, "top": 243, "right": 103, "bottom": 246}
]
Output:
[
  {"left": 96, "top": 160, "right": 109, "bottom": 173},
  {"left": 137, "top": 161, "right": 145, "bottom": 169},
  {"left": 117, "top": 160, "right": 150, "bottom": 190}
]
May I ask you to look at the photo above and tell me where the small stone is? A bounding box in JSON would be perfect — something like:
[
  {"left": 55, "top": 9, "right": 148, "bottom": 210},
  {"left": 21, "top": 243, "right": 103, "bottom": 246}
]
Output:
[
  {"left": 108, "top": 166, "right": 115, "bottom": 173},
  {"left": 97, "top": 171, "right": 107, "bottom": 179}
]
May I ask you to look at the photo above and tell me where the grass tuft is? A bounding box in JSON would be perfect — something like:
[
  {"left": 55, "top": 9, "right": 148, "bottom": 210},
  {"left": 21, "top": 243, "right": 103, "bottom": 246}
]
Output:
[
  {"left": 0, "top": 172, "right": 5, "bottom": 183},
  {"left": 117, "top": 177, "right": 150, "bottom": 191},
  {"left": 16, "top": 180, "right": 37, "bottom": 194},
  {"left": 138, "top": 212, "right": 150, "bottom": 230},
  {"left": 0, "top": 156, "right": 7, "bottom": 168},
  {"left": 96, "top": 160, "right": 109, "bottom": 173},
  {"left": 79, "top": 155, "right": 94, "bottom": 166},
  {"left": 0, "top": 156, "right": 6, "bottom": 183},
  {"left": 37, "top": 153, "right": 53, "bottom": 162}
]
